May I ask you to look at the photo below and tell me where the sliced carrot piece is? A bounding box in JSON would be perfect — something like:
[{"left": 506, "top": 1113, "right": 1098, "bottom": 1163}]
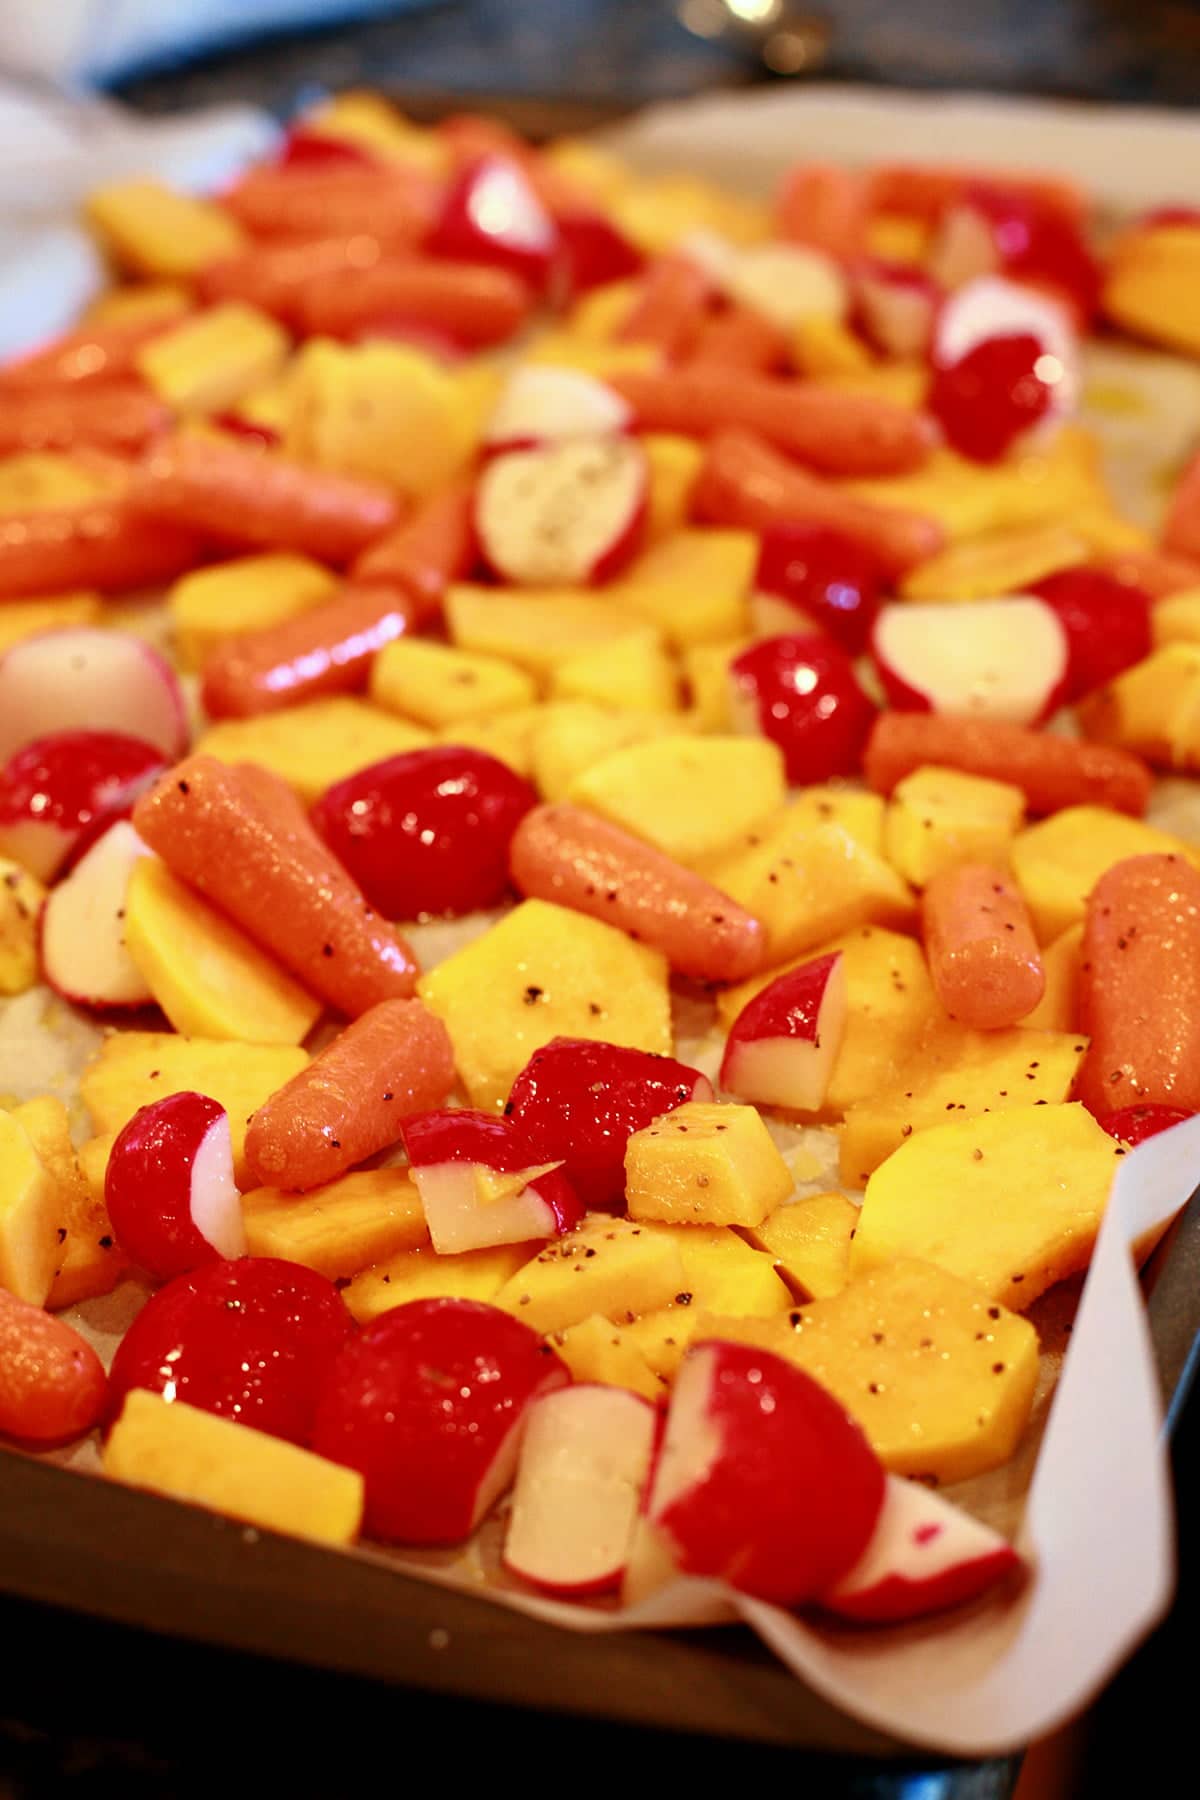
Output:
[{"left": 297, "top": 258, "right": 534, "bottom": 348}]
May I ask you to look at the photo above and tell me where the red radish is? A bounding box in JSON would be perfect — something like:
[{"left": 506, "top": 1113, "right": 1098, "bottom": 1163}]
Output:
[
  {"left": 929, "top": 183, "right": 1100, "bottom": 320},
  {"left": 311, "top": 746, "right": 536, "bottom": 920},
  {"left": 483, "top": 365, "right": 631, "bottom": 453},
  {"left": 475, "top": 438, "right": 647, "bottom": 586},
  {"left": 0, "top": 731, "right": 167, "bottom": 883},
  {"left": 723, "top": 243, "right": 847, "bottom": 332},
  {"left": 39, "top": 820, "right": 154, "bottom": 1011},
  {"left": 818, "top": 1474, "right": 1021, "bottom": 1623},
  {"left": 0, "top": 629, "right": 188, "bottom": 765},
  {"left": 648, "top": 1340, "right": 885, "bottom": 1605},
  {"left": 277, "top": 126, "right": 378, "bottom": 169},
  {"left": 503, "top": 1384, "right": 659, "bottom": 1596},
  {"left": 729, "top": 634, "right": 876, "bottom": 784},
  {"left": 933, "top": 275, "right": 1078, "bottom": 410},
  {"left": 399, "top": 1109, "right": 582, "bottom": 1255},
  {"left": 870, "top": 597, "right": 1071, "bottom": 725},
  {"left": 427, "top": 155, "right": 560, "bottom": 291},
  {"left": 311, "top": 1297, "right": 569, "bottom": 1544},
  {"left": 1031, "top": 567, "right": 1153, "bottom": 701},
  {"left": 720, "top": 952, "right": 848, "bottom": 1111},
  {"left": 106, "top": 1257, "right": 353, "bottom": 1446},
  {"left": 930, "top": 332, "right": 1057, "bottom": 463},
  {"left": 0, "top": 1287, "right": 107, "bottom": 1443},
  {"left": 105, "top": 1092, "right": 244, "bottom": 1283},
  {"left": 1096, "top": 1104, "right": 1196, "bottom": 1146},
  {"left": 505, "top": 1037, "right": 713, "bottom": 1210},
  {"left": 211, "top": 411, "right": 282, "bottom": 449},
  {"left": 855, "top": 262, "right": 941, "bottom": 359},
  {"left": 752, "top": 522, "right": 882, "bottom": 654},
  {"left": 555, "top": 210, "right": 643, "bottom": 298}
]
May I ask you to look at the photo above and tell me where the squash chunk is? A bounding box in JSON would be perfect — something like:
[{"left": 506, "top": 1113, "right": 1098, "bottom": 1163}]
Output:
[
  {"left": 567, "top": 735, "right": 786, "bottom": 868},
  {"left": 0, "top": 860, "right": 45, "bottom": 996},
  {"left": 242, "top": 1168, "right": 428, "bottom": 1281},
  {"left": 343, "top": 1241, "right": 533, "bottom": 1324},
  {"left": 549, "top": 630, "right": 679, "bottom": 714},
  {"left": 105, "top": 1391, "right": 362, "bottom": 1546},
  {"left": 740, "top": 1191, "right": 859, "bottom": 1300},
  {"left": 851, "top": 1102, "right": 1123, "bottom": 1309},
  {"left": 838, "top": 1026, "right": 1088, "bottom": 1184},
  {"left": 417, "top": 898, "right": 670, "bottom": 1111},
  {"left": 699, "top": 1258, "right": 1038, "bottom": 1482},
  {"left": 168, "top": 552, "right": 335, "bottom": 670},
  {"left": 635, "top": 1222, "right": 792, "bottom": 1314},
  {"left": 529, "top": 703, "right": 685, "bottom": 802},
  {"left": 494, "top": 1217, "right": 686, "bottom": 1336},
  {"left": 624, "top": 1102, "right": 793, "bottom": 1229},
  {"left": 609, "top": 528, "right": 755, "bottom": 647},
  {"left": 370, "top": 638, "right": 536, "bottom": 727},
  {"left": 884, "top": 765, "right": 1025, "bottom": 889},
  {"left": 446, "top": 585, "right": 649, "bottom": 677},
  {"left": 0, "top": 1110, "right": 58, "bottom": 1305},
  {"left": 14, "top": 1097, "right": 128, "bottom": 1309},
  {"left": 194, "top": 699, "right": 432, "bottom": 804},
  {"left": 1010, "top": 806, "right": 1198, "bottom": 942},
  {"left": 547, "top": 1314, "right": 665, "bottom": 1402}
]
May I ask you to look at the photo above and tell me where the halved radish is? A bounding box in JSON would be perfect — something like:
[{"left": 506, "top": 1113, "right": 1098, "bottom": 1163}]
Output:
[
  {"left": 929, "top": 184, "right": 1100, "bottom": 320},
  {"left": 856, "top": 262, "right": 941, "bottom": 359},
  {"left": 39, "top": 819, "right": 154, "bottom": 1010},
  {"left": 503, "top": 1384, "right": 659, "bottom": 1597},
  {"left": 720, "top": 951, "right": 847, "bottom": 1111},
  {"left": 724, "top": 243, "right": 848, "bottom": 331},
  {"left": 483, "top": 365, "right": 631, "bottom": 453},
  {"left": 871, "top": 597, "right": 1070, "bottom": 725},
  {"left": 427, "top": 155, "right": 559, "bottom": 291},
  {"left": 932, "top": 274, "right": 1078, "bottom": 415},
  {"left": 399, "top": 1108, "right": 583, "bottom": 1255},
  {"left": 0, "top": 629, "right": 188, "bottom": 764},
  {"left": 475, "top": 437, "right": 647, "bottom": 586},
  {"left": 818, "top": 1474, "right": 1022, "bottom": 1623},
  {"left": 555, "top": 211, "right": 643, "bottom": 298},
  {"left": 105, "top": 1092, "right": 244, "bottom": 1282},
  {"left": 0, "top": 730, "right": 167, "bottom": 883}
]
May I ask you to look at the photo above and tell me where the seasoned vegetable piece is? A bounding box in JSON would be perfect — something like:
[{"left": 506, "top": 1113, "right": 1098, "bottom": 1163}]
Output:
[
  {"left": 921, "top": 864, "right": 1045, "bottom": 1029},
  {"left": 0, "top": 1286, "right": 107, "bottom": 1442}
]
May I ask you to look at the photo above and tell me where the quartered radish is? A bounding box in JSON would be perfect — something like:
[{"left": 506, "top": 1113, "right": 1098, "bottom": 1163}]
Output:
[
  {"left": 929, "top": 184, "right": 1099, "bottom": 320},
  {"left": 483, "top": 365, "right": 631, "bottom": 453},
  {"left": 105, "top": 1092, "right": 244, "bottom": 1282},
  {"left": 730, "top": 634, "right": 876, "bottom": 783},
  {"left": 555, "top": 210, "right": 643, "bottom": 298},
  {"left": 1032, "top": 566, "right": 1153, "bottom": 701},
  {"left": 856, "top": 262, "right": 941, "bottom": 359},
  {"left": 400, "top": 1108, "right": 582, "bottom": 1255},
  {"left": 0, "top": 628, "right": 188, "bottom": 765},
  {"left": 427, "top": 155, "right": 559, "bottom": 290},
  {"left": 871, "top": 597, "right": 1070, "bottom": 725},
  {"left": 932, "top": 274, "right": 1079, "bottom": 414},
  {"left": 504, "top": 1384, "right": 659, "bottom": 1597},
  {"left": 752, "top": 522, "right": 882, "bottom": 654},
  {"left": 720, "top": 952, "right": 848, "bottom": 1111},
  {"left": 475, "top": 437, "right": 647, "bottom": 586},
  {"left": 818, "top": 1474, "right": 1021, "bottom": 1623},
  {"left": 0, "top": 730, "right": 167, "bottom": 883},
  {"left": 39, "top": 819, "right": 154, "bottom": 1010}
]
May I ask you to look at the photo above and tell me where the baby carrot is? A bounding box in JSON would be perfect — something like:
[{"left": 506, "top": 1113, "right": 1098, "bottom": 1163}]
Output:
[
  {"left": 1164, "top": 449, "right": 1200, "bottom": 563},
  {"left": 297, "top": 258, "right": 534, "bottom": 347},
  {"left": 0, "top": 316, "right": 176, "bottom": 391},
  {"left": 922, "top": 864, "right": 1045, "bottom": 1029},
  {"left": 865, "top": 164, "right": 1086, "bottom": 227},
  {"left": 1077, "top": 853, "right": 1200, "bottom": 1116},
  {"left": 132, "top": 433, "right": 400, "bottom": 565},
  {"left": 688, "top": 303, "right": 787, "bottom": 373},
  {"left": 222, "top": 164, "right": 441, "bottom": 245},
  {"left": 200, "top": 581, "right": 418, "bottom": 719},
  {"left": 509, "top": 803, "right": 765, "bottom": 984},
  {"left": 864, "top": 713, "right": 1153, "bottom": 818},
  {"left": 133, "top": 754, "right": 419, "bottom": 1015},
  {"left": 0, "top": 382, "right": 168, "bottom": 457},
  {"left": 692, "top": 427, "right": 943, "bottom": 577},
  {"left": 776, "top": 163, "right": 868, "bottom": 259},
  {"left": 244, "top": 998, "right": 454, "bottom": 1191},
  {"left": 611, "top": 367, "right": 938, "bottom": 476},
  {"left": 617, "top": 255, "right": 713, "bottom": 360},
  {"left": 350, "top": 478, "right": 476, "bottom": 613},
  {"left": 198, "top": 235, "right": 388, "bottom": 325},
  {"left": 0, "top": 494, "right": 202, "bottom": 599},
  {"left": 0, "top": 1287, "right": 107, "bottom": 1442}
]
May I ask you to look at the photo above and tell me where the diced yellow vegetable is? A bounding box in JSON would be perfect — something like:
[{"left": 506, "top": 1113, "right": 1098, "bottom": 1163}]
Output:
[
  {"left": 624, "top": 1103, "right": 793, "bottom": 1229},
  {"left": 543, "top": 139, "right": 632, "bottom": 206},
  {"left": 851, "top": 1102, "right": 1122, "bottom": 1308},
  {"left": 546, "top": 1314, "right": 664, "bottom": 1402},
  {"left": 438, "top": 703, "right": 556, "bottom": 778},
  {"left": 242, "top": 1168, "right": 428, "bottom": 1279},
  {"left": 1077, "top": 645, "right": 1200, "bottom": 771},
  {"left": 343, "top": 1240, "right": 533, "bottom": 1324},
  {"left": 701, "top": 1258, "right": 1039, "bottom": 1482},
  {"left": 418, "top": 898, "right": 671, "bottom": 1111},
  {"left": 85, "top": 180, "right": 245, "bottom": 278},
  {"left": 304, "top": 91, "right": 450, "bottom": 171},
  {"left": 13, "top": 1098, "right": 127, "bottom": 1311},
  {"left": 610, "top": 529, "right": 755, "bottom": 646},
  {"left": 0, "top": 595, "right": 101, "bottom": 653},
  {"left": 1017, "top": 922, "right": 1083, "bottom": 1033},
  {"left": 564, "top": 280, "right": 639, "bottom": 341},
  {"left": 529, "top": 703, "right": 686, "bottom": 802},
  {"left": 680, "top": 638, "right": 750, "bottom": 731},
  {"left": 136, "top": 302, "right": 288, "bottom": 415},
  {"left": 0, "top": 1109, "right": 58, "bottom": 1305},
  {"left": 636, "top": 1222, "right": 792, "bottom": 1314},
  {"left": 549, "top": 630, "right": 679, "bottom": 713},
  {"left": 85, "top": 282, "right": 191, "bottom": 328},
  {"left": 899, "top": 523, "right": 1088, "bottom": 601},
  {"left": 1010, "top": 805, "right": 1198, "bottom": 942},
  {"left": 865, "top": 214, "right": 931, "bottom": 263},
  {"left": 740, "top": 1191, "right": 859, "bottom": 1300},
  {"left": 0, "top": 862, "right": 45, "bottom": 996},
  {"left": 371, "top": 638, "right": 537, "bottom": 727},
  {"left": 788, "top": 788, "right": 887, "bottom": 859},
  {"left": 838, "top": 1026, "right": 1088, "bottom": 1185},
  {"left": 194, "top": 698, "right": 432, "bottom": 803},
  {"left": 883, "top": 764, "right": 1026, "bottom": 889},
  {"left": 642, "top": 434, "right": 705, "bottom": 544},
  {"left": 1152, "top": 588, "right": 1200, "bottom": 648},
  {"left": 1103, "top": 224, "right": 1200, "bottom": 359},
  {"left": 494, "top": 1216, "right": 686, "bottom": 1336},
  {"left": 567, "top": 735, "right": 786, "bottom": 869},
  {"left": 820, "top": 362, "right": 929, "bottom": 410},
  {"left": 521, "top": 335, "right": 660, "bottom": 380},
  {"left": 0, "top": 452, "right": 118, "bottom": 515},
  {"left": 168, "top": 552, "right": 335, "bottom": 670},
  {"left": 613, "top": 176, "right": 769, "bottom": 254},
  {"left": 446, "top": 585, "right": 650, "bottom": 678},
  {"left": 792, "top": 317, "right": 874, "bottom": 377},
  {"left": 105, "top": 1390, "right": 363, "bottom": 1546}
]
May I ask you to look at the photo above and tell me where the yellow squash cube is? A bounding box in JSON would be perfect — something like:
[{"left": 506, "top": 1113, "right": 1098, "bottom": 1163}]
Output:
[
  {"left": 642, "top": 434, "right": 705, "bottom": 543},
  {"left": 624, "top": 1102, "right": 793, "bottom": 1229},
  {"left": 851, "top": 1102, "right": 1122, "bottom": 1309},
  {"left": 418, "top": 898, "right": 670, "bottom": 1111},
  {"left": 1010, "top": 805, "right": 1198, "bottom": 942},
  {"left": 1076, "top": 645, "right": 1200, "bottom": 771},
  {"left": 243, "top": 1168, "right": 428, "bottom": 1280},
  {"left": 0, "top": 595, "right": 101, "bottom": 653},
  {"left": 621, "top": 1307, "right": 705, "bottom": 1380},
  {"left": 567, "top": 735, "right": 786, "bottom": 869},
  {"left": 440, "top": 703, "right": 556, "bottom": 778},
  {"left": 86, "top": 281, "right": 191, "bottom": 328},
  {"left": 137, "top": 302, "right": 288, "bottom": 416},
  {"left": 1152, "top": 587, "right": 1200, "bottom": 648},
  {"left": 194, "top": 698, "right": 432, "bottom": 804},
  {"left": 710, "top": 817, "right": 915, "bottom": 966},
  {"left": 884, "top": 765, "right": 1025, "bottom": 889},
  {"left": 701, "top": 1257, "right": 1038, "bottom": 1482},
  {"left": 838, "top": 1025, "right": 1087, "bottom": 1185},
  {"left": 446, "top": 585, "right": 649, "bottom": 679},
  {"left": 105, "top": 1390, "right": 363, "bottom": 1546},
  {"left": 529, "top": 703, "right": 684, "bottom": 803},
  {"left": 343, "top": 1240, "right": 533, "bottom": 1324},
  {"left": 549, "top": 630, "right": 679, "bottom": 713},
  {"left": 494, "top": 1216, "right": 686, "bottom": 1336},
  {"left": 86, "top": 180, "right": 245, "bottom": 278},
  {"left": 610, "top": 529, "right": 755, "bottom": 647},
  {"left": 1103, "top": 225, "right": 1200, "bottom": 359},
  {"left": 899, "top": 524, "right": 1088, "bottom": 602},
  {"left": 740, "top": 1191, "right": 859, "bottom": 1300},
  {"left": 680, "top": 639, "right": 750, "bottom": 731},
  {"left": 546, "top": 1314, "right": 664, "bottom": 1403},
  {"left": 850, "top": 431, "right": 1107, "bottom": 546},
  {"left": 1017, "top": 923, "right": 1083, "bottom": 1032},
  {"left": 635, "top": 1222, "right": 792, "bottom": 1315},
  {"left": 0, "top": 1109, "right": 58, "bottom": 1305},
  {"left": 565, "top": 279, "right": 639, "bottom": 341},
  {"left": 0, "top": 452, "right": 117, "bottom": 515},
  {"left": 13, "top": 1098, "right": 128, "bottom": 1311},
  {"left": 168, "top": 552, "right": 335, "bottom": 670},
  {"left": 0, "top": 861, "right": 45, "bottom": 996},
  {"left": 792, "top": 317, "right": 873, "bottom": 377},
  {"left": 371, "top": 638, "right": 536, "bottom": 727}
]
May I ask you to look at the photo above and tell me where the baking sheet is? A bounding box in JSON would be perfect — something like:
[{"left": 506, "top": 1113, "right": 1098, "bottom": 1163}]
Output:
[{"left": 3, "top": 80, "right": 1200, "bottom": 1758}]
